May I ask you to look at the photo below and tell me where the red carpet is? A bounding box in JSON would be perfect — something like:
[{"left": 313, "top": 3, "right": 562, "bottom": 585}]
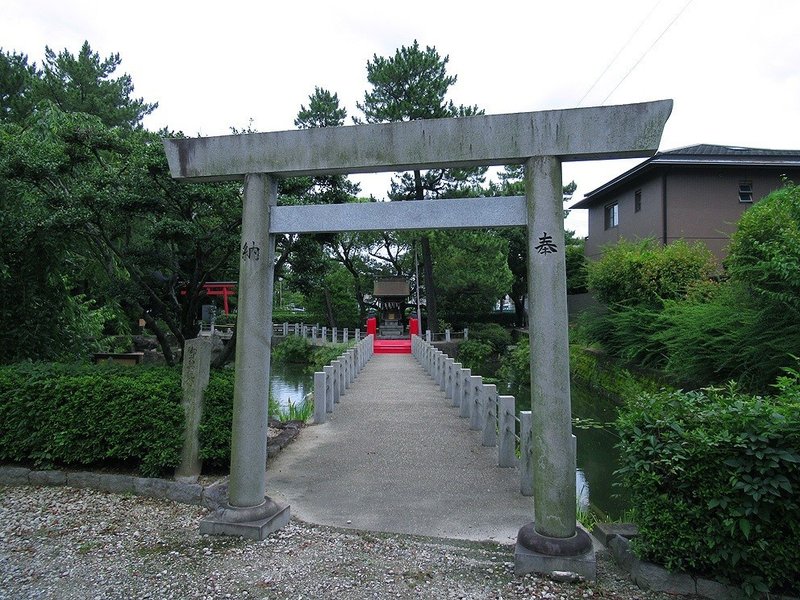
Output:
[{"left": 373, "top": 339, "right": 412, "bottom": 354}]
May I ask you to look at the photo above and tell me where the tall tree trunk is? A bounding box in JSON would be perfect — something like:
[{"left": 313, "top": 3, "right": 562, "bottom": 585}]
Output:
[
  {"left": 414, "top": 169, "right": 439, "bottom": 333},
  {"left": 134, "top": 302, "right": 176, "bottom": 367},
  {"left": 513, "top": 296, "right": 527, "bottom": 329},
  {"left": 212, "top": 328, "right": 236, "bottom": 368},
  {"left": 323, "top": 287, "right": 337, "bottom": 328}
]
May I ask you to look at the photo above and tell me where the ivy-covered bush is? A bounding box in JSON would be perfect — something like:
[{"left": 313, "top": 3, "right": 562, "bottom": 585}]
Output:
[
  {"left": 616, "top": 376, "right": 800, "bottom": 596},
  {"left": 0, "top": 363, "right": 184, "bottom": 476}
]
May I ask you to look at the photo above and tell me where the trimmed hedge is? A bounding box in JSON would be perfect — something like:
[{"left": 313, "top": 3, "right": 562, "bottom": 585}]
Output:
[
  {"left": 0, "top": 363, "right": 242, "bottom": 477},
  {"left": 0, "top": 363, "right": 184, "bottom": 476},
  {"left": 616, "top": 375, "right": 800, "bottom": 596}
]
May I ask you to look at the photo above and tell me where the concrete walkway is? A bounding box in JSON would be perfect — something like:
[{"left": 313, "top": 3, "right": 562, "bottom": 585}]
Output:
[{"left": 267, "top": 354, "right": 534, "bottom": 544}]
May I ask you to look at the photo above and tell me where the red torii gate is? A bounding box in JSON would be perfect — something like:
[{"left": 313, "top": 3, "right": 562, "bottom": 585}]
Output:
[{"left": 180, "top": 282, "right": 237, "bottom": 315}]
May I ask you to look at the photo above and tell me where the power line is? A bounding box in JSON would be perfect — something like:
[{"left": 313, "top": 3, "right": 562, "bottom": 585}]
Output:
[
  {"left": 601, "top": 0, "right": 694, "bottom": 105},
  {"left": 576, "top": 0, "right": 664, "bottom": 107}
]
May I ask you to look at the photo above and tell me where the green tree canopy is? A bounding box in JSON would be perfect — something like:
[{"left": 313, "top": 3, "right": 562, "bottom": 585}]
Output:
[{"left": 37, "top": 41, "right": 156, "bottom": 129}]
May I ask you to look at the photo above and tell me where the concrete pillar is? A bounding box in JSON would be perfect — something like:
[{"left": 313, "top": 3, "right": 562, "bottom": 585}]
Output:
[
  {"left": 205, "top": 173, "right": 289, "bottom": 539},
  {"left": 498, "top": 395, "right": 516, "bottom": 468},
  {"left": 524, "top": 155, "right": 575, "bottom": 538},
  {"left": 459, "top": 368, "right": 472, "bottom": 418},
  {"left": 313, "top": 372, "right": 327, "bottom": 424},
  {"left": 228, "top": 174, "right": 274, "bottom": 507},
  {"left": 445, "top": 358, "right": 455, "bottom": 399},
  {"left": 323, "top": 365, "right": 335, "bottom": 412},
  {"left": 331, "top": 360, "right": 341, "bottom": 403},
  {"left": 451, "top": 363, "right": 462, "bottom": 408},
  {"left": 520, "top": 411, "right": 533, "bottom": 496},
  {"left": 481, "top": 384, "right": 498, "bottom": 447},
  {"left": 176, "top": 337, "right": 212, "bottom": 481},
  {"left": 469, "top": 375, "right": 483, "bottom": 431}
]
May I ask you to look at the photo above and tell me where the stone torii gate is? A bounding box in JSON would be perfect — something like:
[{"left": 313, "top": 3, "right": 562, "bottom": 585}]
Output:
[{"left": 163, "top": 99, "right": 672, "bottom": 577}]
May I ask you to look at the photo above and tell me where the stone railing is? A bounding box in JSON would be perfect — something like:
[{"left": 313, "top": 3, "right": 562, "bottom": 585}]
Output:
[
  {"left": 200, "top": 322, "right": 363, "bottom": 346},
  {"left": 411, "top": 334, "right": 576, "bottom": 497},
  {"left": 424, "top": 328, "right": 468, "bottom": 343},
  {"left": 310, "top": 334, "right": 375, "bottom": 424}
]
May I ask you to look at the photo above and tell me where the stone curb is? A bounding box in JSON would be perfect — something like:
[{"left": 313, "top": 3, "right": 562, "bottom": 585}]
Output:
[
  {"left": 606, "top": 534, "right": 798, "bottom": 600},
  {"left": 0, "top": 421, "right": 303, "bottom": 509},
  {"left": 0, "top": 466, "right": 224, "bottom": 510}
]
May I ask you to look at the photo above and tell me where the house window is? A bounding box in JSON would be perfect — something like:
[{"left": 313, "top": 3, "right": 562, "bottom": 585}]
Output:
[
  {"left": 739, "top": 181, "right": 753, "bottom": 203},
  {"left": 604, "top": 202, "right": 619, "bottom": 229},
  {"left": 634, "top": 189, "right": 642, "bottom": 212}
]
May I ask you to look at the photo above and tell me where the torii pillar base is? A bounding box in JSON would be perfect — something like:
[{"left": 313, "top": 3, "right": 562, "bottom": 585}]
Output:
[
  {"left": 514, "top": 522, "right": 596, "bottom": 580},
  {"left": 200, "top": 497, "right": 290, "bottom": 541}
]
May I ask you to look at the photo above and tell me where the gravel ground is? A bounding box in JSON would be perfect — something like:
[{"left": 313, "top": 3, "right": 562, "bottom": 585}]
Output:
[{"left": 0, "top": 485, "right": 685, "bottom": 600}]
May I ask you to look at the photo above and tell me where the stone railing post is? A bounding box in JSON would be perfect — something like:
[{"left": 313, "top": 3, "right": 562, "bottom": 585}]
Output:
[
  {"left": 459, "top": 368, "right": 472, "bottom": 418},
  {"left": 498, "top": 395, "right": 516, "bottom": 467},
  {"left": 294, "top": 323, "right": 300, "bottom": 336},
  {"left": 445, "top": 358, "right": 455, "bottom": 399},
  {"left": 464, "top": 327, "right": 469, "bottom": 340},
  {"left": 314, "top": 372, "right": 327, "bottom": 424},
  {"left": 343, "top": 328, "right": 349, "bottom": 344},
  {"left": 355, "top": 328, "right": 360, "bottom": 342},
  {"left": 323, "top": 365, "right": 335, "bottom": 412},
  {"left": 451, "top": 363, "right": 463, "bottom": 408},
  {"left": 283, "top": 322, "right": 289, "bottom": 336},
  {"left": 426, "top": 330, "right": 431, "bottom": 342},
  {"left": 520, "top": 411, "right": 533, "bottom": 496},
  {"left": 322, "top": 326, "right": 328, "bottom": 343},
  {"left": 331, "top": 360, "right": 342, "bottom": 403},
  {"left": 445, "top": 329, "right": 451, "bottom": 342},
  {"left": 176, "top": 337, "right": 212, "bottom": 481},
  {"left": 482, "top": 384, "right": 498, "bottom": 447},
  {"left": 469, "top": 376, "right": 484, "bottom": 431}
]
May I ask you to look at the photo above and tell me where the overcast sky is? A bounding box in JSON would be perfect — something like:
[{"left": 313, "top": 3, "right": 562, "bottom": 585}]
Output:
[{"left": 4, "top": 0, "right": 799, "bottom": 236}]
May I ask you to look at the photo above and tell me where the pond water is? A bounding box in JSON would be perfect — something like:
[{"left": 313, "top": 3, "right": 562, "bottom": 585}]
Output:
[
  {"left": 269, "top": 362, "right": 626, "bottom": 519},
  {"left": 270, "top": 363, "right": 312, "bottom": 410}
]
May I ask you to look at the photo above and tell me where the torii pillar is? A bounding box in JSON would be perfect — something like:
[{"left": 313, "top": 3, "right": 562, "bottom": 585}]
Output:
[{"left": 163, "top": 99, "right": 672, "bottom": 578}]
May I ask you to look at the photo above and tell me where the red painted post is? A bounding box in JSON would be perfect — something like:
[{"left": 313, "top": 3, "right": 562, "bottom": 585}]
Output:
[
  {"left": 409, "top": 318, "right": 419, "bottom": 336},
  {"left": 366, "top": 317, "right": 377, "bottom": 336}
]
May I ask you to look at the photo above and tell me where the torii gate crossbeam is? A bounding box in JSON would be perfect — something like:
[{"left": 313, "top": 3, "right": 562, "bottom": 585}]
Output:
[{"left": 163, "top": 100, "right": 672, "bottom": 579}]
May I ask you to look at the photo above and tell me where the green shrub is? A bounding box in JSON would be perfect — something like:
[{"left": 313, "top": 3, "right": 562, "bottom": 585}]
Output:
[
  {"left": 616, "top": 380, "right": 800, "bottom": 595},
  {"left": 587, "top": 239, "right": 716, "bottom": 306},
  {"left": 497, "top": 339, "right": 531, "bottom": 391},
  {"left": 272, "top": 335, "right": 313, "bottom": 364},
  {"left": 0, "top": 363, "right": 184, "bottom": 476},
  {"left": 457, "top": 339, "right": 495, "bottom": 377},
  {"left": 576, "top": 305, "right": 666, "bottom": 368},
  {"left": 308, "top": 343, "right": 352, "bottom": 373},
  {"left": 654, "top": 282, "right": 800, "bottom": 390},
  {"left": 467, "top": 322, "right": 512, "bottom": 352},
  {"left": 727, "top": 181, "right": 800, "bottom": 313},
  {"left": 197, "top": 369, "right": 236, "bottom": 469}
]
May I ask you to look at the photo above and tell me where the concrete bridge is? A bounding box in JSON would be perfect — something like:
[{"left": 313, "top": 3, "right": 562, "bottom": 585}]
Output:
[{"left": 269, "top": 351, "right": 535, "bottom": 544}]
